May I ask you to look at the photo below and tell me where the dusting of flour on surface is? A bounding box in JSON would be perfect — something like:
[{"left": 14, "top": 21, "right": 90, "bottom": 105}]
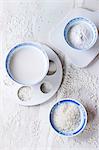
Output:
[{"left": 1, "top": 1, "right": 99, "bottom": 150}]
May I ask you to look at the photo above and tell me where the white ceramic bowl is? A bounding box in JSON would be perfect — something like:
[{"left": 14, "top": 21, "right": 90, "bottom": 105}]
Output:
[
  {"left": 64, "top": 17, "right": 98, "bottom": 51},
  {"left": 49, "top": 98, "right": 87, "bottom": 137},
  {"left": 6, "top": 42, "right": 49, "bottom": 85}
]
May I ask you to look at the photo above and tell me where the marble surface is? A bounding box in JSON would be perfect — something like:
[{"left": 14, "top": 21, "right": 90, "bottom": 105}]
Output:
[{"left": 0, "top": 0, "right": 99, "bottom": 150}]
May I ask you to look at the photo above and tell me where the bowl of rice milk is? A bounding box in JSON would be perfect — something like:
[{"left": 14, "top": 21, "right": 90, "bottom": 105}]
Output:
[
  {"left": 6, "top": 43, "right": 49, "bottom": 85},
  {"left": 64, "top": 17, "right": 98, "bottom": 51},
  {"left": 49, "top": 99, "right": 87, "bottom": 137}
]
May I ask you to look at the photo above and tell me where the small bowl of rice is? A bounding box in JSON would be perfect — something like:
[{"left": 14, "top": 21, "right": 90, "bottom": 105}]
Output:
[{"left": 49, "top": 98, "right": 87, "bottom": 137}]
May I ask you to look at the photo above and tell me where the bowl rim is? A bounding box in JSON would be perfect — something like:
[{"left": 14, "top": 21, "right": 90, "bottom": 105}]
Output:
[
  {"left": 49, "top": 98, "right": 87, "bottom": 137},
  {"left": 64, "top": 17, "right": 98, "bottom": 51}
]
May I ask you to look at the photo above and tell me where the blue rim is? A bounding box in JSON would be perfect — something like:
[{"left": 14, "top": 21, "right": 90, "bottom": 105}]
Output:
[
  {"left": 49, "top": 99, "right": 87, "bottom": 137},
  {"left": 64, "top": 17, "right": 98, "bottom": 51},
  {"left": 6, "top": 42, "right": 48, "bottom": 85}
]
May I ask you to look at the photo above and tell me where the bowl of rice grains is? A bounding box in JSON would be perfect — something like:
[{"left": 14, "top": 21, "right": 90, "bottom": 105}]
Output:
[{"left": 49, "top": 99, "right": 87, "bottom": 137}]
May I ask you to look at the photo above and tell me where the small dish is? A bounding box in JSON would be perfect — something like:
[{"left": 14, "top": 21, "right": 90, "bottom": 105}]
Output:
[
  {"left": 49, "top": 99, "right": 87, "bottom": 137},
  {"left": 64, "top": 17, "right": 98, "bottom": 51},
  {"left": 5, "top": 43, "right": 63, "bottom": 106}
]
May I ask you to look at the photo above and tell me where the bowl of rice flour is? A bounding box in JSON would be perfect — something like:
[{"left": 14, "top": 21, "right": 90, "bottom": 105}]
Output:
[
  {"left": 49, "top": 99, "right": 87, "bottom": 137},
  {"left": 64, "top": 17, "right": 98, "bottom": 51}
]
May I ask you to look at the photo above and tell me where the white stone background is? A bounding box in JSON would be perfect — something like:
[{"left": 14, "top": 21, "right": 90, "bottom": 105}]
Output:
[{"left": 0, "top": 0, "right": 99, "bottom": 150}]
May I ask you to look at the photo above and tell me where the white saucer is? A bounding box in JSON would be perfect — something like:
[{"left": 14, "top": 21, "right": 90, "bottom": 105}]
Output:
[
  {"left": 49, "top": 8, "right": 99, "bottom": 68},
  {"left": 6, "top": 43, "right": 63, "bottom": 106}
]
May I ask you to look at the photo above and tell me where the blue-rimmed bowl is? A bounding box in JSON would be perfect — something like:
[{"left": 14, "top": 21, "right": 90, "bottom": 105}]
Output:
[
  {"left": 5, "top": 42, "right": 49, "bottom": 85},
  {"left": 64, "top": 17, "right": 98, "bottom": 51},
  {"left": 49, "top": 99, "right": 87, "bottom": 137}
]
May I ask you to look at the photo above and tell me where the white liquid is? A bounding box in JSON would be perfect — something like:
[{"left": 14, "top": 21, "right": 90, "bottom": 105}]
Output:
[{"left": 9, "top": 46, "right": 48, "bottom": 84}]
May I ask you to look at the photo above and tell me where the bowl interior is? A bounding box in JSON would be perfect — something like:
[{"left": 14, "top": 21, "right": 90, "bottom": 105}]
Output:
[
  {"left": 64, "top": 17, "right": 98, "bottom": 51},
  {"left": 50, "top": 99, "right": 87, "bottom": 137}
]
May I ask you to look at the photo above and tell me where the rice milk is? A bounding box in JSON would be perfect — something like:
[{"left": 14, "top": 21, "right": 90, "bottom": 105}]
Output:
[{"left": 9, "top": 45, "right": 48, "bottom": 84}]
